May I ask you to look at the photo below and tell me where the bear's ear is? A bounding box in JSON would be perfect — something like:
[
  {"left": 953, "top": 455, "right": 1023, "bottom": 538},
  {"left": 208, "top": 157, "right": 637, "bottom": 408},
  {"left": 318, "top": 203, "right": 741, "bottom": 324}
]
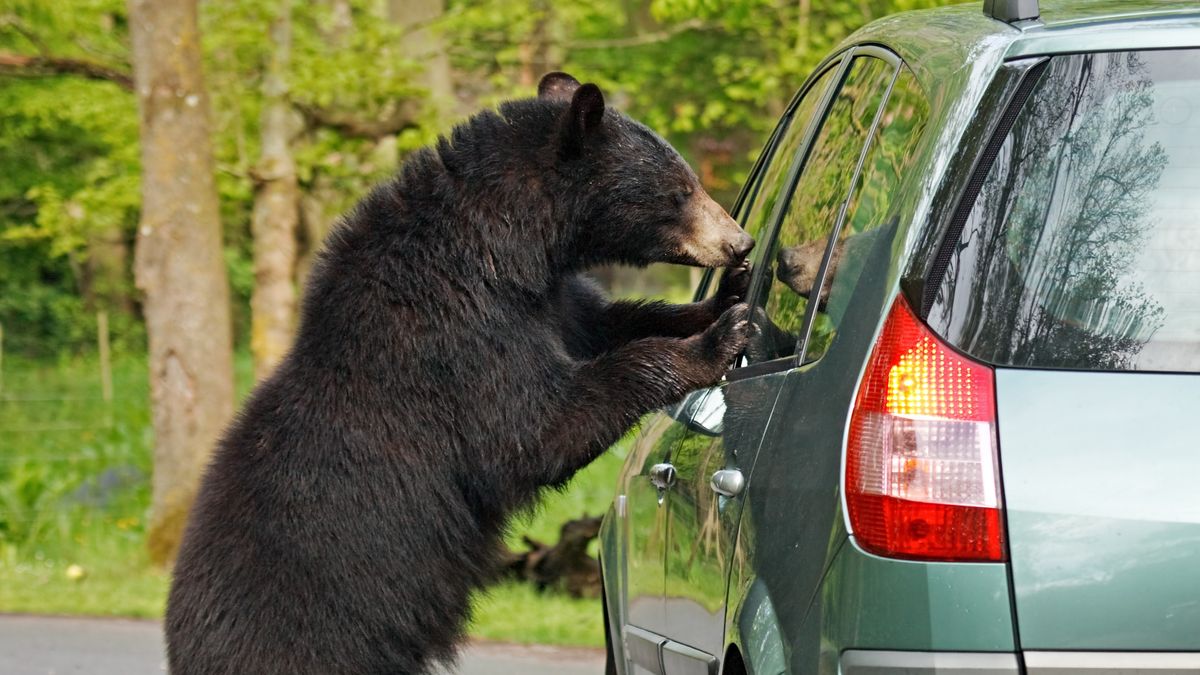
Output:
[
  {"left": 538, "top": 72, "right": 581, "bottom": 101},
  {"left": 565, "top": 83, "right": 605, "bottom": 142}
]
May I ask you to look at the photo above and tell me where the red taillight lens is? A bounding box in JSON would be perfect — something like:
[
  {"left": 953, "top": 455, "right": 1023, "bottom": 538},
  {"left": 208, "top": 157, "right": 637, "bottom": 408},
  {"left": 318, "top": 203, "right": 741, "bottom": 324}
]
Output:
[{"left": 846, "top": 296, "right": 1005, "bottom": 562}]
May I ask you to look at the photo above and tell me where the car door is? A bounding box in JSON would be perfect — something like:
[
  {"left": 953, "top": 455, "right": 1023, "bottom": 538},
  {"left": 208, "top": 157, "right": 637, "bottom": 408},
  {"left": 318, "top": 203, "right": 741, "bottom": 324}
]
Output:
[
  {"left": 735, "top": 61, "right": 933, "bottom": 673},
  {"left": 613, "top": 53, "right": 846, "bottom": 675},
  {"left": 619, "top": 408, "right": 686, "bottom": 648},
  {"left": 659, "top": 48, "right": 907, "bottom": 673}
]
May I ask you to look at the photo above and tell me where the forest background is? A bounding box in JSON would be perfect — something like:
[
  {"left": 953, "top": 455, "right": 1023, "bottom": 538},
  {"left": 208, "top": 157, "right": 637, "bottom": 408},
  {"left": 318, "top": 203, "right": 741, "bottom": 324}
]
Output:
[{"left": 0, "top": 0, "right": 949, "bottom": 646}]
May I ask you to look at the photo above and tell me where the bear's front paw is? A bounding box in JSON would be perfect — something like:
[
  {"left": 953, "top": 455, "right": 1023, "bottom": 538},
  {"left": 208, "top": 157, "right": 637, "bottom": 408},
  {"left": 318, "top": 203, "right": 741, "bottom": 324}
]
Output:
[
  {"left": 688, "top": 302, "right": 752, "bottom": 386},
  {"left": 710, "top": 260, "right": 752, "bottom": 315}
]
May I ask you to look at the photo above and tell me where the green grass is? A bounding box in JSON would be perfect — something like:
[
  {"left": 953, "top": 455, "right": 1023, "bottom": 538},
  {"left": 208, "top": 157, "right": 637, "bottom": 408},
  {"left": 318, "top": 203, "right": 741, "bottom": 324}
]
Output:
[
  {"left": 0, "top": 352, "right": 623, "bottom": 647},
  {"left": 470, "top": 582, "right": 607, "bottom": 646},
  {"left": 476, "top": 443, "right": 629, "bottom": 647}
]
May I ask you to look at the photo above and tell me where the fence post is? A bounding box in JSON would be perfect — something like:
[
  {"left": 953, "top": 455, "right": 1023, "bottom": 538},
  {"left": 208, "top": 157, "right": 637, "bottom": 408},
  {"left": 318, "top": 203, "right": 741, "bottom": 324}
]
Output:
[{"left": 98, "top": 311, "right": 113, "bottom": 405}]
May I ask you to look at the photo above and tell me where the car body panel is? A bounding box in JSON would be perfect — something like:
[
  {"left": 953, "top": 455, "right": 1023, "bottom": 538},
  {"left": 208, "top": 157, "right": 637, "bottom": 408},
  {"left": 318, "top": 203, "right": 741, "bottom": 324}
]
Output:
[
  {"left": 996, "top": 368, "right": 1200, "bottom": 649},
  {"left": 820, "top": 540, "right": 1016, "bottom": 651},
  {"left": 731, "top": 530, "right": 1017, "bottom": 675},
  {"left": 840, "top": 11, "right": 1021, "bottom": 290},
  {"left": 1033, "top": 0, "right": 1200, "bottom": 28},
  {"left": 598, "top": 502, "right": 627, "bottom": 675},
  {"left": 842, "top": 0, "right": 1200, "bottom": 70},
  {"left": 717, "top": 32, "right": 1015, "bottom": 674},
  {"left": 1008, "top": 21, "right": 1200, "bottom": 58}
]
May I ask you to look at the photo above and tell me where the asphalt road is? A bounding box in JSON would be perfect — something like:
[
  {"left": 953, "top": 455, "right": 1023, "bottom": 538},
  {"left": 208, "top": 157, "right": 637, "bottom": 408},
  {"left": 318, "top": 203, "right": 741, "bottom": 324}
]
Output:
[{"left": 0, "top": 615, "right": 606, "bottom": 675}]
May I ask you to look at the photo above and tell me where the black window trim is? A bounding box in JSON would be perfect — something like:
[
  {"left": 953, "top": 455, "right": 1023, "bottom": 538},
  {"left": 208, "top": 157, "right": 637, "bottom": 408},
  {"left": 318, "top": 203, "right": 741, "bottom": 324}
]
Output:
[
  {"left": 742, "top": 50, "right": 856, "bottom": 311},
  {"left": 918, "top": 56, "right": 1051, "bottom": 319}
]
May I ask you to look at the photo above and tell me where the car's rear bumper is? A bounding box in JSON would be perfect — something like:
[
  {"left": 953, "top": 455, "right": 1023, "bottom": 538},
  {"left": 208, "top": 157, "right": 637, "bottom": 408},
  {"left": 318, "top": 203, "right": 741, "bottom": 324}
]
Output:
[
  {"left": 1023, "top": 651, "right": 1200, "bottom": 674},
  {"left": 841, "top": 650, "right": 1200, "bottom": 674},
  {"left": 841, "top": 650, "right": 1017, "bottom": 674}
]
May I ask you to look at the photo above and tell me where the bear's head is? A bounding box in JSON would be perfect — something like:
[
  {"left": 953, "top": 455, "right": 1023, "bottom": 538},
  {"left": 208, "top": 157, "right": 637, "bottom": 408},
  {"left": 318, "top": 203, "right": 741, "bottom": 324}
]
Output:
[{"left": 537, "top": 72, "right": 754, "bottom": 269}]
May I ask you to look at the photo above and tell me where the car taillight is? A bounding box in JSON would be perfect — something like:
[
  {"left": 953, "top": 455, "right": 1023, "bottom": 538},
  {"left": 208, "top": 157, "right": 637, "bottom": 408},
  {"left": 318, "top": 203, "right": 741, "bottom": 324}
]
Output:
[{"left": 845, "top": 296, "right": 1005, "bottom": 562}]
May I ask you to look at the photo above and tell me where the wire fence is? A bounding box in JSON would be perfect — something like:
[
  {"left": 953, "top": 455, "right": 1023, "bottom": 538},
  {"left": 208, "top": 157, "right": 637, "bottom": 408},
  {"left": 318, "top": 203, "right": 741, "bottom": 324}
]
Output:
[{"left": 0, "top": 317, "right": 153, "bottom": 534}]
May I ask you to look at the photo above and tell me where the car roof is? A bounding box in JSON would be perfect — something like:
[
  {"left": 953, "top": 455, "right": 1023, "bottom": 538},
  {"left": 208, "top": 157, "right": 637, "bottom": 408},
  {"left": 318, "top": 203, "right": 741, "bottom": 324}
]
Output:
[
  {"left": 843, "top": 0, "right": 1200, "bottom": 88},
  {"left": 1034, "top": 0, "right": 1200, "bottom": 28}
]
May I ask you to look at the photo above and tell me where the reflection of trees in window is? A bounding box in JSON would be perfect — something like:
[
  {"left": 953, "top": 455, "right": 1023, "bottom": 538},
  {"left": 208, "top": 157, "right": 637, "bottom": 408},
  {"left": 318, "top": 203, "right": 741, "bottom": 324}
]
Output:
[
  {"left": 935, "top": 53, "right": 1168, "bottom": 370},
  {"left": 755, "top": 56, "right": 894, "bottom": 360},
  {"left": 844, "top": 69, "right": 928, "bottom": 239},
  {"left": 742, "top": 67, "right": 839, "bottom": 246},
  {"left": 804, "top": 68, "right": 929, "bottom": 362}
]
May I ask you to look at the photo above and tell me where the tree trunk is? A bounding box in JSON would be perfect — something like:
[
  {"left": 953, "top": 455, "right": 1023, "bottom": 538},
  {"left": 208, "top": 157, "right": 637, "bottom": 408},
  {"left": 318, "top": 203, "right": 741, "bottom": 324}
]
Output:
[
  {"left": 517, "top": 2, "right": 551, "bottom": 90},
  {"left": 128, "top": 0, "right": 235, "bottom": 567},
  {"left": 251, "top": 0, "right": 300, "bottom": 380},
  {"left": 83, "top": 227, "right": 134, "bottom": 316},
  {"left": 329, "top": 0, "right": 352, "bottom": 42},
  {"left": 295, "top": 179, "right": 335, "bottom": 291},
  {"left": 388, "top": 0, "right": 453, "bottom": 107}
]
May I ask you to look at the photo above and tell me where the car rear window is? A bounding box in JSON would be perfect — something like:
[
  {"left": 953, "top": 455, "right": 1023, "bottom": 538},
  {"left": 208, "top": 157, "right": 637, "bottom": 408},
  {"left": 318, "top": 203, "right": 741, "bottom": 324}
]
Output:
[{"left": 928, "top": 49, "right": 1200, "bottom": 373}]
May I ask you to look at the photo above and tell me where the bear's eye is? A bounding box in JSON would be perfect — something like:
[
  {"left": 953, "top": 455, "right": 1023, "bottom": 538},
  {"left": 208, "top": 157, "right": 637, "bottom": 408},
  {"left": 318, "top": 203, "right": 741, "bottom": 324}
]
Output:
[{"left": 671, "top": 190, "right": 692, "bottom": 208}]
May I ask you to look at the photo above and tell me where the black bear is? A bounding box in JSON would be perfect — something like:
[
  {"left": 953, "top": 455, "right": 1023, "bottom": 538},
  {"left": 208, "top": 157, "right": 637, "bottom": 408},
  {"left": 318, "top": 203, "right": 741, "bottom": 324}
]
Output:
[{"left": 165, "top": 72, "right": 754, "bottom": 675}]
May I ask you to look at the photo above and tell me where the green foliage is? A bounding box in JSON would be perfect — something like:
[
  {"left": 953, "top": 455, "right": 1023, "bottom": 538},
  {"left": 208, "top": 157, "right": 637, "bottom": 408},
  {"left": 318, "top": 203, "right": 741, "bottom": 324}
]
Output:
[
  {"left": 0, "top": 79, "right": 139, "bottom": 256},
  {"left": 471, "top": 582, "right": 604, "bottom": 646},
  {"left": 0, "top": 353, "right": 157, "bottom": 614},
  {"left": 202, "top": 0, "right": 437, "bottom": 212},
  {"left": 0, "top": 1, "right": 137, "bottom": 356},
  {"left": 0, "top": 75, "right": 139, "bottom": 356},
  {"left": 447, "top": 0, "right": 952, "bottom": 203}
]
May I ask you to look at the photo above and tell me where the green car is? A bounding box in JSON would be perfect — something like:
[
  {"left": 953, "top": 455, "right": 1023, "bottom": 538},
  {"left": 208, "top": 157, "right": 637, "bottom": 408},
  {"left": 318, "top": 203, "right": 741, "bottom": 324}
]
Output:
[{"left": 597, "top": 1, "right": 1200, "bottom": 673}]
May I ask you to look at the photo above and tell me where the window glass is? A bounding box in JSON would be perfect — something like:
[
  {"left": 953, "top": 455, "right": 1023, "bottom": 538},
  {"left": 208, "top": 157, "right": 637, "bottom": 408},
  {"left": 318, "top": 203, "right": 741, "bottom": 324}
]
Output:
[
  {"left": 929, "top": 50, "right": 1200, "bottom": 372},
  {"left": 747, "top": 55, "right": 897, "bottom": 363},
  {"left": 804, "top": 67, "right": 930, "bottom": 361},
  {"left": 700, "top": 61, "right": 840, "bottom": 303},
  {"left": 738, "top": 64, "right": 839, "bottom": 254}
]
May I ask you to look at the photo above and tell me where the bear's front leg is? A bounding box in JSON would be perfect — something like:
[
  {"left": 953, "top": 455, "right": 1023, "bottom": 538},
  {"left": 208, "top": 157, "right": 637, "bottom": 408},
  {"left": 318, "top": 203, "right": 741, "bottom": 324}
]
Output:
[
  {"left": 536, "top": 303, "right": 751, "bottom": 487},
  {"left": 598, "top": 260, "right": 751, "bottom": 348}
]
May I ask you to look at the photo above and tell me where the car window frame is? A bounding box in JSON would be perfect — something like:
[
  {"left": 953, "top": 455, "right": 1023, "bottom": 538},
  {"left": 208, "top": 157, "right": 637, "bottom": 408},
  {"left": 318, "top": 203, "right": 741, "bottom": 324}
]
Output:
[{"left": 727, "top": 44, "right": 903, "bottom": 382}]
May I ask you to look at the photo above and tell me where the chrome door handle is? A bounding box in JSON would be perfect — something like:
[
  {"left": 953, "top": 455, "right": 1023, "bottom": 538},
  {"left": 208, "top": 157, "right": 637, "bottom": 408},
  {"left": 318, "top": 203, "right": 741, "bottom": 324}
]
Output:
[
  {"left": 710, "top": 469, "right": 745, "bottom": 497},
  {"left": 649, "top": 463, "right": 677, "bottom": 490}
]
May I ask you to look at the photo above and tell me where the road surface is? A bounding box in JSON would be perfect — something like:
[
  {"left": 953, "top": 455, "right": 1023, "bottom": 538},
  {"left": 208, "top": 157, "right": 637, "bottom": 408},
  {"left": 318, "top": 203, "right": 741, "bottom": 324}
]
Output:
[{"left": 0, "top": 614, "right": 606, "bottom": 675}]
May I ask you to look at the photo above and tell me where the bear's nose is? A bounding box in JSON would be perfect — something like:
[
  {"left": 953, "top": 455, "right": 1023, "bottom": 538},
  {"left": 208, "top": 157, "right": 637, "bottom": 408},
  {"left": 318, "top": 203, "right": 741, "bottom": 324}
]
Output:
[{"left": 730, "top": 232, "right": 755, "bottom": 261}]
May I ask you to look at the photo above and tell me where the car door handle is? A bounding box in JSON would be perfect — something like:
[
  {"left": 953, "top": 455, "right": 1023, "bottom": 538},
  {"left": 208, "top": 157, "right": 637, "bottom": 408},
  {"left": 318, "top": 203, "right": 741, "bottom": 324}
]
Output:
[
  {"left": 710, "top": 469, "right": 745, "bottom": 497},
  {"left": 649, "top": 463, "right": 677, "bottom": 490}
]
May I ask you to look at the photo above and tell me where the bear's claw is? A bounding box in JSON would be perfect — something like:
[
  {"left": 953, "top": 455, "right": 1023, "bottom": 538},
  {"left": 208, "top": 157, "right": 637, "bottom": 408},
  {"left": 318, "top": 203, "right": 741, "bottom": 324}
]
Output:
[
  {"left": 697, "top": 302, "right": 752, "bottom": 376},
  {"left": 712, "top": 261, "right": 752, "bottom": 314}
]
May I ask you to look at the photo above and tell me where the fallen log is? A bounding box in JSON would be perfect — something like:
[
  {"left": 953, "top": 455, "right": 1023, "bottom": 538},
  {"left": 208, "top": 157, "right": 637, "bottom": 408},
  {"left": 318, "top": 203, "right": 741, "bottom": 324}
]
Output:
[{"left": 503, "top": 515, "right": 602, "bottom": 599}]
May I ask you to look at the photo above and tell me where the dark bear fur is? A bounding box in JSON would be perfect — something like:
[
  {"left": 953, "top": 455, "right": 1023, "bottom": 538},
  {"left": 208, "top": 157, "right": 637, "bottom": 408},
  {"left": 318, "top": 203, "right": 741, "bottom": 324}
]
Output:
[{"left": 165, "top": 73, "right": 753, "bottom": 675}]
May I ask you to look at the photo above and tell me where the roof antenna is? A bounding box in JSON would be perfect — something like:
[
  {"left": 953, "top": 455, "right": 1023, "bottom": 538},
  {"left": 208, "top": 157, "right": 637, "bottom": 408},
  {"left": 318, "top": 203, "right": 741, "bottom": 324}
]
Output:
[{"left": 983, "top": 0, "right": 1039, "bottom": 23}]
